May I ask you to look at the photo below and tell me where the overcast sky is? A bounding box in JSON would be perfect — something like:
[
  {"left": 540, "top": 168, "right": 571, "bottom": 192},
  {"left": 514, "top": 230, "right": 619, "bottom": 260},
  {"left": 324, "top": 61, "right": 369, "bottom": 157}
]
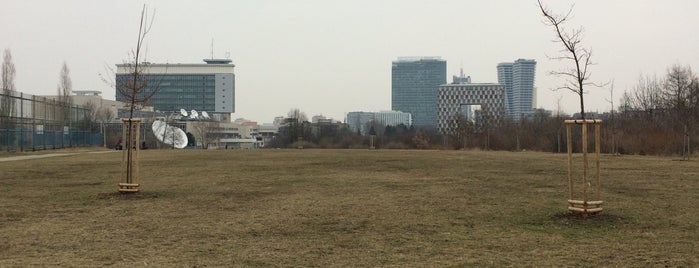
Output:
[{"left": 2, "top": 0, "right": 698, "bottom": 123}]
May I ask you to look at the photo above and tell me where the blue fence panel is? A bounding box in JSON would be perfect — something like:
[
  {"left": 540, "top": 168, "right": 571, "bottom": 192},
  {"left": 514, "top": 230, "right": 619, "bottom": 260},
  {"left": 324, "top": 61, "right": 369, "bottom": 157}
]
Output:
[{"left": 1, "top": 128, "right": 103, "bottom": 152}]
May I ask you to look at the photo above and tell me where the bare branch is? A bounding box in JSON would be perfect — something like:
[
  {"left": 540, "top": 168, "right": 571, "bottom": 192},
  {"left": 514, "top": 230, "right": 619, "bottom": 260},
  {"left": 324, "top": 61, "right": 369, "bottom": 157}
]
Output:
[{"left": 537, "top": 0, "right": 604, "bottom": 119}]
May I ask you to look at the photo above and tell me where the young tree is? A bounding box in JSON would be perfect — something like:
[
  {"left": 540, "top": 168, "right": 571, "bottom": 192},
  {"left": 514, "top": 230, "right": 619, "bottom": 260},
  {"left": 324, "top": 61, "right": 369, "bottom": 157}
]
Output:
[
  {"left": 537, "top": 0, "right": 606, "bottom": 119},
  {"left": 117, "top": 6, "right": 157, "bottom": 121},
  {"left": 111, "top": 5, "right": 157, "bottom": 189},
  {"left": 1, "top": 48, "right": 16, "bottom": 130}
]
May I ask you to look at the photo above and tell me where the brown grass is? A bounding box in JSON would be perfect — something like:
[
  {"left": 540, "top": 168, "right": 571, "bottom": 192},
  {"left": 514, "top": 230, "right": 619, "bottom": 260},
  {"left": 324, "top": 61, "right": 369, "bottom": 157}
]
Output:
[{"left": 0, "top": 149, "right": 697, "bottom": 267}]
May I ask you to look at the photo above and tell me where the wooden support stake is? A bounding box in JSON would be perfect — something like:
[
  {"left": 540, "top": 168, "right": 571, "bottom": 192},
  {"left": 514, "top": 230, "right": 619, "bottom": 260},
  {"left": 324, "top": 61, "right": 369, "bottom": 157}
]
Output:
[
  {"left": 595, "top": 122, "right": 601, "bottom": 201},
  {"left": 566, "top": 124, "right": 573, "bottom": 200},
  {"left": 119, "top": 118, "right": 141, "bottom": 193},
  {"left": 582, "top": 122, "right": 588, "bottom": 204}
]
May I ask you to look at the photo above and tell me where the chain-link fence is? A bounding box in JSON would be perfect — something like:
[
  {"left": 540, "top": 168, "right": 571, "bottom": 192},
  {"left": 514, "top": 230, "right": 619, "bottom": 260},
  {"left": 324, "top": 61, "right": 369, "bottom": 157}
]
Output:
[{"left": 1, "top": 91, "right": 103, "bottom": 152}]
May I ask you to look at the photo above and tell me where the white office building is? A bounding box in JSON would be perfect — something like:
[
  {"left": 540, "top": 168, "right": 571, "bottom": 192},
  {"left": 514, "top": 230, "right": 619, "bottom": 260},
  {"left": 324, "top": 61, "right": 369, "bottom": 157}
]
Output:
[
  {"left": 497, "top": 59, "right": 536, "bottom": 121},
  {"left": 346, "top": 111, "right": 412, "bottom": 135}
]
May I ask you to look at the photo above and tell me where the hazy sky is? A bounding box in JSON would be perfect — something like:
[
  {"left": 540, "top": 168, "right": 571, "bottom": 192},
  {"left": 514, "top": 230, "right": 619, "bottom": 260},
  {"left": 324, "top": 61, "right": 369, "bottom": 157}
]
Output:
[{"left": 2, "top": 0, "right": 698, "bottom": 123}]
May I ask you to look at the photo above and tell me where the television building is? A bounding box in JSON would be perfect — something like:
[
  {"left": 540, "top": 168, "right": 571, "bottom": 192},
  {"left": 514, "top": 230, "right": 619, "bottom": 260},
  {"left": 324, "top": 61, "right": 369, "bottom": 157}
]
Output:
[{"left": 116, "top": 59, "right": 235, "bottom": 117}]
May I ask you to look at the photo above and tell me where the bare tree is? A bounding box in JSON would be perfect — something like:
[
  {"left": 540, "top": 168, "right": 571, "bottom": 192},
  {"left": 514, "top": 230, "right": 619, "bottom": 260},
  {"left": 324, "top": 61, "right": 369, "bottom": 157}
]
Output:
[
  {"left": 626, "top": 75, "right": 663, "bottom": 113},
  {"left": 1, "top": 48, "right": 16, "bottom": 130},
  {"left": 285, "top": 108, "right": 308, "bottom": 145},
  {"left": 451, "top": 113, "right": 474, "bottom": 149},
  {"left": 85, "top": 100, "right": 115, "bottom": 147},
  {"left": 663, "top": 65, "right": 696, "bottom": 159},
  {"left": 57, "top": 62, "right": 73, "bottom": 132},
  {"left": 109, "top": 5, "right": 157, "bottom": 187},
  {"left": 537, "top": 0, "right": 606, "bottom": 119},
  {"left": 191, "top": 121, "right": 218, "bottom": 149},
  {"left": 116, "top": 6, "right": 158, "bottom": 121}
]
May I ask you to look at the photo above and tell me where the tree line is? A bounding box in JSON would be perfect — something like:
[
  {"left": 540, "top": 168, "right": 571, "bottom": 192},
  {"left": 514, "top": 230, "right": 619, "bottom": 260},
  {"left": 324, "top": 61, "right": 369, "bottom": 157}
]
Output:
[{"left": 271, "top": 65, "right": 697, "bottom": 157}]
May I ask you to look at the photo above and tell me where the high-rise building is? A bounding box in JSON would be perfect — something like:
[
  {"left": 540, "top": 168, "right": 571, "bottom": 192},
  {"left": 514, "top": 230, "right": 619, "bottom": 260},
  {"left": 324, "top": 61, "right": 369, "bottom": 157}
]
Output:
[
  {"left": 116, "top": 59, "right": 235, "bottom": 115},
  {"left": 496, "top": 63, "right": 513, "bottom": 117},
  {"left": 497, "top": 59, "right": 536, "bottom": 121},
  {"left": 391, "top": 57, "right": 447, "bottom": 128}
]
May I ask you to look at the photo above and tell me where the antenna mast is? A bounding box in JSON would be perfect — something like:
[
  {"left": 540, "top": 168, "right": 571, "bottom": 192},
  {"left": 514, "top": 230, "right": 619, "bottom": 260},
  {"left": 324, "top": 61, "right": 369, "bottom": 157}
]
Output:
[{"left": 210, "top": 38, "right": 214, "bottom": 59}]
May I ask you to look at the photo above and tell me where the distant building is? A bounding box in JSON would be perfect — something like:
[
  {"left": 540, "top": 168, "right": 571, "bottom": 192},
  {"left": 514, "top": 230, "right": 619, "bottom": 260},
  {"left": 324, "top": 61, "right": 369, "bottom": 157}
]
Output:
[
  {"left": 497, "top": 59, "right": 536, "bottom": 121},
  {"left": 43, "top": 91, "right": 142, "bottom": 123},
  {"left": 391, "top": 57, "right": 447, "bottom": 128},
  {"left": 437, "top": 78, "right": 506, "bottom": 135},
  {"left": 312, "top": 115, "right": 336, "bottom": 124},
  {"left": 346, "top": 111, "right": 412, "bottom": 135},
  {"left": 187, "top": 117, "right": 277, "bottom": 149},
  {"left": 346, "top": 112, "right": 374, "bottom": 135},
  {"left": 452, "top": 75, "right": 471, "bottom": 84},
  {"left": 116, "top": 58, "right": 235, "bottom": 115},
  {"left": 72, "top": 90, "right": 102, "bottom": 96}
]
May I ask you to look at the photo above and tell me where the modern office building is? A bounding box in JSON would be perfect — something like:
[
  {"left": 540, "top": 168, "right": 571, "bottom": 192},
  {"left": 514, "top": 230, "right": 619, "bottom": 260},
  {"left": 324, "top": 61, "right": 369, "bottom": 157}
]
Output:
[
  {"left": 346, "top": 111, "right": 412, "bottom": 135},
  {"left": 497, "top": 59, "right": 536, "bottom": 121},
  {"left": 437, "top": 78, "right": 506, "bottom": 135},
  {"left": 391, "top": 57, "right": 447, "bottom": 128},
  {"left": 116, "top": 59, "right": 235, "bottom": 115}
]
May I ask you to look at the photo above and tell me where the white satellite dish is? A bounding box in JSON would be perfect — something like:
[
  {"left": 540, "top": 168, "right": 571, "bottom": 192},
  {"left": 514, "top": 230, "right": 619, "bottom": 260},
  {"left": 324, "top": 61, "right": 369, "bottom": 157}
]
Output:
[
  {"left": 151, "top": 120, "right": 167, "bottom": 137},
  {"left": 190, "top": 110, "right": 200, "bottom": 119},
  {"left": 180, "top": 108, "right": 188, "bottom": 117},
  {"left": 151, "top": 120, "right": 188, "bottom": 149},
  {"left": 202, "top": 111, "right": 210, "bottom": 119},
  {"left": 170, "top": 127, "right": 188, "bottom": 149}
]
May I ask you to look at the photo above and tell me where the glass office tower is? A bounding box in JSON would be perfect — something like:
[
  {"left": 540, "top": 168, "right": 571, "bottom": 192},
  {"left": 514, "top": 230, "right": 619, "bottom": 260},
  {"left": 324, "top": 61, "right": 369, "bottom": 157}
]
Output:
[{"left": 391, "top": 57, "right": 447, "bottom": 128}]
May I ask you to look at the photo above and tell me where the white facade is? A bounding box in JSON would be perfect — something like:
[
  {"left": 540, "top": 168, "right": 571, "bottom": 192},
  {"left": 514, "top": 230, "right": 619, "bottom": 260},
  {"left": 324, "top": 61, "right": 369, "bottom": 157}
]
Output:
[
  {"left": 346, "top": 111, "right": 412, "bottom": 135},
  {"left": 116, "top": 64, "right": 235, "bottom": 75},
  {"left": 497, "top": 59, "right": 536, "bottom": 121},
  {"left": 375, "top": 111, "right": 412, "bottom": 127}
]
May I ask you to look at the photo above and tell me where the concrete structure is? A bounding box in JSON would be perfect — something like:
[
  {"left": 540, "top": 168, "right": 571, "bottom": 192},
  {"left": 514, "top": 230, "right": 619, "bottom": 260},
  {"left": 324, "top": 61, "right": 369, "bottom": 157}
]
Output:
[
  {"left": 116, "top": 59, "right": 235, "bottom": 115},
  {"left": 391, "top": 57, "right": 446, "bottom": 128},
  {"left": 346, "top": 111, "right": 412, "bottom": 135},
  {"left": 437, "top": 79, "right": 506, "bottom": 135},
  {"left": 497, "top": 59, "right": 536, "bottom": 121}
]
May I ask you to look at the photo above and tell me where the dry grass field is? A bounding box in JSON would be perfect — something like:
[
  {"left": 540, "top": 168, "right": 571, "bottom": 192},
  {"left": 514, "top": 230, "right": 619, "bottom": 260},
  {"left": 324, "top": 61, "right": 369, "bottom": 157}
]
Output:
[{"left": 0, "top": 149, "right": 697, "bottom": 267}]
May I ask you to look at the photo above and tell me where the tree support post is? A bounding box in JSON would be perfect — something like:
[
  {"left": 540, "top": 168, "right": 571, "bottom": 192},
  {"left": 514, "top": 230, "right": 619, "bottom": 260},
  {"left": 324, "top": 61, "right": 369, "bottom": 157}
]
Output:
[
  {"left": 565, "top": 119, "right": 603, "bottom": 217},
  {"left": 119, "top": 118, "right": 141, "bottom": 193}
]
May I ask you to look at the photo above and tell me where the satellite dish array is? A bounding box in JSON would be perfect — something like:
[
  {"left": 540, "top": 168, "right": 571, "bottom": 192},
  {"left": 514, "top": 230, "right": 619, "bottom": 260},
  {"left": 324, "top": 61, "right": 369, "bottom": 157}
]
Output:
[
  {"left": 153, "top": 108, "right": 213, "bottom": 149},
  {"left": 178, "top": 108, "right": 211, "bottom": 120}
]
